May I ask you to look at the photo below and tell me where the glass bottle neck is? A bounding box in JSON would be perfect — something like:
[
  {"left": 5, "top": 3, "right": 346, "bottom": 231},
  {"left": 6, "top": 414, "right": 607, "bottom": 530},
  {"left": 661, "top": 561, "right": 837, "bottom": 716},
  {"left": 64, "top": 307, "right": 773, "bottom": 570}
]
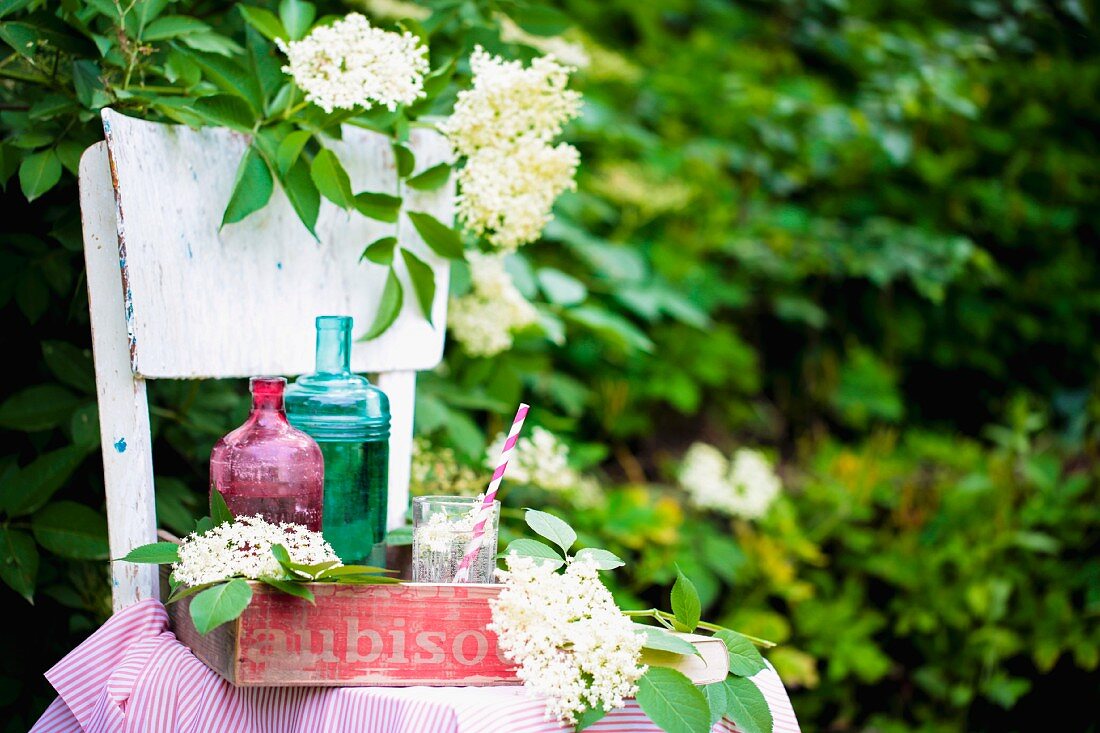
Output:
[
  {"left": 316, "top": 320, "right": 352, "bottom": 374},
  {"left": 250, "top": 378, "right": 288, "bottom": 426}
]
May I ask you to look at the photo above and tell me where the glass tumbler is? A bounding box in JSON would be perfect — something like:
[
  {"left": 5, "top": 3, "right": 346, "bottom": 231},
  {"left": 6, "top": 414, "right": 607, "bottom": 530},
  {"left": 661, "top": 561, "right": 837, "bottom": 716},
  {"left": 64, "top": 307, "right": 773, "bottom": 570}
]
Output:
[{"left": 412, "top": 496, "right": 500, "bottom": 583}]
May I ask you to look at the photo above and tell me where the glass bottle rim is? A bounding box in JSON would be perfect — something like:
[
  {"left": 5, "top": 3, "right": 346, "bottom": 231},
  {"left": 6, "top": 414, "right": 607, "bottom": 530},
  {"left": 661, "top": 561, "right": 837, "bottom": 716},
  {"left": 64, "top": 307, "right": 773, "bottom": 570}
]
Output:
[{"left": 413, "top": 495, "right": 499, "bottom": 508}]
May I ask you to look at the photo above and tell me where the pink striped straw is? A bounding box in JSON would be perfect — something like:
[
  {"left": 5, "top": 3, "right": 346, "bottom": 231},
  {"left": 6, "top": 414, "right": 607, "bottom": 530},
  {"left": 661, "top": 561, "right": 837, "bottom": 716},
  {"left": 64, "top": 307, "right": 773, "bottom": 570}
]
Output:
[{"left": 452, "top": 403, "right": 529, "bottom": 583}]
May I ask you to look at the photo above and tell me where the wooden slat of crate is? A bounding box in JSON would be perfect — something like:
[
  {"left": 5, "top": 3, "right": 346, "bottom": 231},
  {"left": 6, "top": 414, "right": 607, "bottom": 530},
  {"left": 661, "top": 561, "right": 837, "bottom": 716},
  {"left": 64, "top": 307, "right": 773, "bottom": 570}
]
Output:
[{"left": 169, "top": 582, "right": 519, "bottom": 687}]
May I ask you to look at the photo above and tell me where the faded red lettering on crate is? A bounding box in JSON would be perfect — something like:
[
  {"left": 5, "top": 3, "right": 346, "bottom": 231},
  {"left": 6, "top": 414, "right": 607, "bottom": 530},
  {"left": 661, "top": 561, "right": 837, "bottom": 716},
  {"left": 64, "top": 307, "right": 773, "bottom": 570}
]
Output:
[{"left": 169, "top": 583, "right": 520, "bottom": 686}]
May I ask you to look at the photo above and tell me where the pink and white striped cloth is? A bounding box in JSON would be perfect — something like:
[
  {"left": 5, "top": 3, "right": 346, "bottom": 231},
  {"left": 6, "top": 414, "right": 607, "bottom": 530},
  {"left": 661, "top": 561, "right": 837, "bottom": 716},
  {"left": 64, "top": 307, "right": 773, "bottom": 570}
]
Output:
[{"left": 32, "top": 599, "right": 800, "bottom": 733}]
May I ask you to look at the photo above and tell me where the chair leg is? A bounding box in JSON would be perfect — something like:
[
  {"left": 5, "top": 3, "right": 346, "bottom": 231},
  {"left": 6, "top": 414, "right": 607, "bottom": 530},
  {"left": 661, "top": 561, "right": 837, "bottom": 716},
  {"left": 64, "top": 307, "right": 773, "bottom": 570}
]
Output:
[{"left": 376, "top": 370, "right": 416, "bottom": 530}]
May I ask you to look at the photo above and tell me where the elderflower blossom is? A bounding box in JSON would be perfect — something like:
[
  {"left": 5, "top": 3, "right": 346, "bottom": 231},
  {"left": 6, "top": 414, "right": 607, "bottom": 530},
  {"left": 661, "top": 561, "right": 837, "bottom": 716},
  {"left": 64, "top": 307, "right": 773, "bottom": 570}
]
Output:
[
  {"left": 277, "top": 14, "right": 428, "bottom": 113},
  {"left": 485, "top": 427, "right": 603, "bottom": 507},
  {"left": 410, "top": 438, "right": 483, "bottom": 496},
  {"left": 456, "top": 140, "right": 580, "bottom": 250},
  {"left": 173, "top": 515, "right": 341, "bottom": 587},
  {"left": 412, "top": 503, "right": 479, "bottom": 553},
  {"left": 440, "top": 47, "right": 582, "bottom": 155},
  {"left": 449, "top": 252, "right": 537, "bottom": 356},
  {"left": 678, "top": 443, "right": 782, "bottom": 519},
  {"left": 490, "top": 556, "right": 646, "bottom": 724}
]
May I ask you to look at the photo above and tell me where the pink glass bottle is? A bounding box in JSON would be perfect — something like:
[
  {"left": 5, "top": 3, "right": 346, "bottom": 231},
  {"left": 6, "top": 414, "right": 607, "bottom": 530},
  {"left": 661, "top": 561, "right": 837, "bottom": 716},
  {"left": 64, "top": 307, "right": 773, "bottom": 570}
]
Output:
[{"left": 210, "top": 377, "right": 324, "bottom": 530}]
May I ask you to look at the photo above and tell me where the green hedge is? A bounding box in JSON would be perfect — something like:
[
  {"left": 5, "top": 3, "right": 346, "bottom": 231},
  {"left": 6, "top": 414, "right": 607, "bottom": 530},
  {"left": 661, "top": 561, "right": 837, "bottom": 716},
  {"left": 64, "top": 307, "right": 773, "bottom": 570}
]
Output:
[{"left": 1, "top": 0, "right": 1097, "bottom": 730}]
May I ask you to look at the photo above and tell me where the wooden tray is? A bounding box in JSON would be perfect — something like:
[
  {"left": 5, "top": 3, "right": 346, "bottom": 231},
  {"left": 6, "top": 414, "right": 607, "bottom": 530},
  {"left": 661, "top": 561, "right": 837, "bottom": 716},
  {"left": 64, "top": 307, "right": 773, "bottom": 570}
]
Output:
[{"left": 168, "top": 582, "right": 518, "bottom": 687}]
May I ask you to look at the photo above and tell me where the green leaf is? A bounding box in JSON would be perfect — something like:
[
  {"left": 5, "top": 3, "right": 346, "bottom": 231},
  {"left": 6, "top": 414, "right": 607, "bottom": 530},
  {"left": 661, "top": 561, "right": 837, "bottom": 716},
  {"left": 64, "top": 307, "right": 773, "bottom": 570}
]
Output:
[
  {"left": 361, "top": 268, "right": 403, "bottom": 340},
  {"left": 72, "top": 60, "right": 108, "bottom": 109},
  {"left": 259, "top": 577, "right": 315, "bottom": 603},
  {"left": 269, "top": 543, "right": 299, "bottom": 575},
  {"left": 238, "top": 5, "right": 287, "bottom": 42},
  {"left": 361, "top": 236, "right": 397, "bottom": 266},
  {"left": 386, "top": 525, "right": 413, "bottom": 546},
  {"left": 31, "top": 501, "right": 108, "bottom": 559},
  {"left": 189, "top": 579, "right": 253, "bottom": 635},
  {"left": 278, "top": 0, "right": 315, "bottom": 40},
  {"left": 0, "top": 446, "right": 87, "bottom": 517},
  {"left": 407, "top": 211, "right": 463, "bottom": 259},
  {"left": 0, "top": 385, "right": 81, "bottom": 431},
  {"left": 636, "top": 667, "right": 711, "bottom": 733},
  {"left": 19, "top": 150, "right": 61, "bottom": 202},
  {"left": 166, "top": 581, "right": 217, "bottom": 604},
  {"left": 221, "top": 146, "right": 273, "bottom": 226},
  {"left": 176, "top": 49, "right": 263, "bottom": 115},
  {"left": 143, "top": 15, "right": 210, "bottom": 40},
  {"left": 0, "top": 528, "right": 37, "bottom": 603},
  {"left": 574, "top": 706, "right": 608, "bottom": 731},
  {"left": 637, "top": 625, "right": 701, "bottom": 656},
  {"left": 405, "top": 162, "right": 451, "bottom": 191},
  {"left": 41, "top": 341, "right": 95, "bottom": 394},
  {"left": 353, "top": 191, "right": 401, "bottom": 223},
  {"left": 195, "top": 516, "right": 214, "bottom": 535},
  {"left": 500, "top": 538, "right": 565, "bottom": 569},
  {"left": 565, "top": 307, "right": 655, "bottom": 353},
  {"left": 311, "top": 148, "right": 354, "bottom": 209},
  {"left": 392, "top": 143, "right": 414, "bottom": 177},
  {"left": 181, "top": 32, "right": 244, "bottom": 56},
  {"left": 401, "top": 249, "right": 436, "bottom": 324},
  {"left": 69, "top": 404, "right": 99, "bottom": 448},
  {"left": 318, "top": 564, "right": 398, "bottom": 578},
  {"left": 209, "top": 486, "right": 234, "bottom": 526},
  {"left": 722, "top": 676, "right": 773, "bottom": 733},
  {"left": 702, "top": 682, "right": 729, "bottom": 727},
  {"left": 193, "top": 94, "right": 256, "bottom": 133},
  {"left": 117, "top": 541, "right": 180, "bottom": 564},
  {"left": 714, "top": 629, "right": 767, "bottom": 677},
  {"left": 537, "top": 268, "right": 587, "bottom": 306},
  {"left": 671, "top": 566, "right": 701, "bottom": 633},
  {"left": 282, "top": 158, "right": 320, "bottom": 239},
  {"left": 525, "top": 509, "right": 577, "bottom": 554},
  {"left": 276, "top": 130, "right": 311, "bottom": 175},
  {"left": 508, "top": 5, "right": 571, "bottom": 36},
  {"left": 574, "top": 547, "right": 625, "bottom": 570}
]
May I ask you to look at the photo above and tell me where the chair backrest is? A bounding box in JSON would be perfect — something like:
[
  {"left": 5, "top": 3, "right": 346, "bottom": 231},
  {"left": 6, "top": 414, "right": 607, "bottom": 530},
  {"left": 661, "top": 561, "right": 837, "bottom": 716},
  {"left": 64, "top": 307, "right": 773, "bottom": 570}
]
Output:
[{"left": 80, "top": 110, "right": 453, "bottom": 611}]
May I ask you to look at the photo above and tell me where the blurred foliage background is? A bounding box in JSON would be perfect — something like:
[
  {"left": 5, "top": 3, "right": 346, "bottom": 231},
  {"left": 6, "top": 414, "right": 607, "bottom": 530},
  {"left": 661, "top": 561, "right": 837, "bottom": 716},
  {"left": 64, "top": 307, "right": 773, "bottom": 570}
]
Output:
[{"left": 1, "top": 0, "right": 1097, "bottom": 730}]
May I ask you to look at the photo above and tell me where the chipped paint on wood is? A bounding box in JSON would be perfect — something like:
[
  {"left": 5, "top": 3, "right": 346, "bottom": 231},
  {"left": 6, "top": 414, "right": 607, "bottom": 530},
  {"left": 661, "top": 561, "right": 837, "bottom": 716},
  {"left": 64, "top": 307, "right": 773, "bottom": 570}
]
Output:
[
  {"left": 169, "top": 582, "right": 520, "bottom": 686},
  {"left": 84, "top": 111, "right": 456, "bottom": 608},
  {"left": 80, "top": 141, "right": 159, "bottom": 611},
  {"left": 100, "top": 109, "right": 453, "bottom": 380}
]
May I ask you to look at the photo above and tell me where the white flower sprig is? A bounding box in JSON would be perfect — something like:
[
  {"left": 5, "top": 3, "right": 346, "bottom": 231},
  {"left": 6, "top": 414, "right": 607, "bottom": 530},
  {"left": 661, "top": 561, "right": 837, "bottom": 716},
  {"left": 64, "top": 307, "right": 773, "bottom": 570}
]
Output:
[
  {"left": 277, "top": 13, "right": 429, "bottom": 113},
  {"left": 490, "top": 554, "right": 646, "bottom": 724},
  {"left": 678, "top": 443, "right": 782, "bottom": 519},
  {"left": 485, "top": 426, "right": 602, "bottom": 506},
  {"left": 440, "top": 47, "right": 582, "bottom": 250},
  {"left": 448, "top": 251, "right": 537, "bottom": 356},
  {"left": 172, "top": 514, "right": 341, "bottom": 587}
]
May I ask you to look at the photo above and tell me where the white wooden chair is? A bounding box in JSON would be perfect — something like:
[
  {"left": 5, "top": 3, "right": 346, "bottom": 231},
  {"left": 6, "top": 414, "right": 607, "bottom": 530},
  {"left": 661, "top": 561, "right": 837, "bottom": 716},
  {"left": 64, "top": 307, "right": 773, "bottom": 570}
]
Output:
[{"left": 79, "top": 109, "right": 453, "bottom": 612}]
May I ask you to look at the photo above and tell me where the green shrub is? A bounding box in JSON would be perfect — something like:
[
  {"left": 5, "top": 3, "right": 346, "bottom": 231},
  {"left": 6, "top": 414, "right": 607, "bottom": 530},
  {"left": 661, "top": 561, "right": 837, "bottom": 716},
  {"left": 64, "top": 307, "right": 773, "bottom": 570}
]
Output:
[{"left": 1, "top": 0, "right": 1097, "bottom": 730}]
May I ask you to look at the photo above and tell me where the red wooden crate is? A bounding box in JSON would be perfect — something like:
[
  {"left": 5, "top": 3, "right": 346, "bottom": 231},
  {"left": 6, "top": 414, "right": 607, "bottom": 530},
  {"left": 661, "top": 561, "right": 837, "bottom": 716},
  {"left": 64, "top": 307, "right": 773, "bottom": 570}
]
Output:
[{"left": 168, "top": 582, "right": 518, "bottom": 686}]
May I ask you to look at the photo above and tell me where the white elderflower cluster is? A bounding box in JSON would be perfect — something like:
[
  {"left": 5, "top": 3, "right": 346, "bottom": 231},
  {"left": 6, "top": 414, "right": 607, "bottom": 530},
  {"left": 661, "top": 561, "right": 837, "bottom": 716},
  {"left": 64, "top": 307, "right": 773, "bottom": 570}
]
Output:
[
  {"left": 485, "top": 427, "right": 603, "bottom": 507},
  {"left": 449, "top": 252, "right": 537, "bottom": 356},
  {"left": 489, "top": 556, "right": 646, "bottom": 724},
  {"left": 410, "top": 438, "right": 483, "bottom": 496},
  {"left": 678, "top": 443, "right": 782, "bottom": 519},
  {"left": 456, "top": 141, "right": 580, "bottom": 250},
  {"left": 173, "top": 515, "right": 341, "bottom": 587},
  {"left": 440, "top": 47, "right": 582, "bottom": 249},
  {"left": 277, "top": 13, "right": 429, "bottom": 113},
  {"left": 413, "top": 503, "right": 479, "bottom": 553}
]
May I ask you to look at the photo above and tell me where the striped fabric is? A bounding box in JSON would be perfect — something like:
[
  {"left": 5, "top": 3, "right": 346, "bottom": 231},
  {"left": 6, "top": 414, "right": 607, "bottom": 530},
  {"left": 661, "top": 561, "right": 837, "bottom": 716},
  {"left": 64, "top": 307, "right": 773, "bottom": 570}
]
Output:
[{"left": 32, "top": 599, "right": 800, "bottom": 733}]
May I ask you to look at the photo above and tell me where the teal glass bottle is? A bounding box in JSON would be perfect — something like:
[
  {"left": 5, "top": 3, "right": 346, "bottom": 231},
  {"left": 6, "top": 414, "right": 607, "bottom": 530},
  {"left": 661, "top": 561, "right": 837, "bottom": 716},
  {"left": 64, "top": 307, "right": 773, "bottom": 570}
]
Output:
[{"left": 285, "top": 316, "right": 390, "bottom": 565}]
